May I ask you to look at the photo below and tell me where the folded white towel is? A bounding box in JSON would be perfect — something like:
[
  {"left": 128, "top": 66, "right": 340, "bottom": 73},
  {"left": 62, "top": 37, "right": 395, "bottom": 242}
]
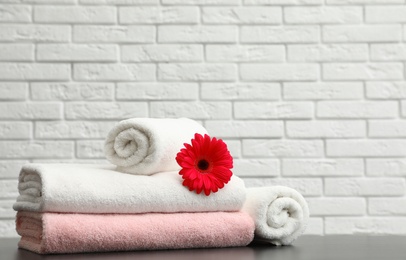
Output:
[
  {"left": 242, "top": 186, "right": 309, "bottom": 246},
  {"left": 104, "top": 118, "right": 208, "bottom": 175},
  {"left": 13, "top": 164, "right": 246, "bottom": 214}
]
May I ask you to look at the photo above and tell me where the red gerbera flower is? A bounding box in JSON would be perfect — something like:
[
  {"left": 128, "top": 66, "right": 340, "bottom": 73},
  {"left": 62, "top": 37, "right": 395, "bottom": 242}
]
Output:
[{"left": 176, "top": 133, "right": 233, "bottom": 196}]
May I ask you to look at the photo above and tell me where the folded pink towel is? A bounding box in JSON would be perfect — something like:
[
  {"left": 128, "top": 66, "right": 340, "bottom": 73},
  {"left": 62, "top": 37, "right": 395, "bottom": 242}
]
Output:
[{"left": 16, "top": 211, "right": 255, "bottom": 254}]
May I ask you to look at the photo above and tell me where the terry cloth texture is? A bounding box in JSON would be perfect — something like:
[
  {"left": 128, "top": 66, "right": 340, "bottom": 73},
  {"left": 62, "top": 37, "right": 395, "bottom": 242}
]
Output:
[
  {"left": 16, "top": 211, "right": 255, "bottom": 254},
  {"left": 242, "top": 186, "right": 309, "bottom": 246},
  {"left": 104, "top": 118, "right": 208, "bottom": 175},
  {"left": 13, "top": 163, "right": 246, "bottom": 214}
]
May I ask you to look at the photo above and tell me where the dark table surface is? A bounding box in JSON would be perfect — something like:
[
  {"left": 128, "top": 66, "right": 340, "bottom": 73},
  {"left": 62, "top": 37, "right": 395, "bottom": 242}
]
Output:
[{"left": 1, "top": 235, "right": 405, "bottom": 260}]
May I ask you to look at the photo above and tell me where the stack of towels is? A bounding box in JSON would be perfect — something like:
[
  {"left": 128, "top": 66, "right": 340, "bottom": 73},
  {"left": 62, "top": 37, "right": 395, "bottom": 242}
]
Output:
[{"left": 12, "top": 118, "right": 309, "bottom": 254}]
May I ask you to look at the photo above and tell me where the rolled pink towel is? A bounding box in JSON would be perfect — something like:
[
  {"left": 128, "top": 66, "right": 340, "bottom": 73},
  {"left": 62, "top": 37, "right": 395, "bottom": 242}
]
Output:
[{"left": 16, "top": 211, "right": 255, "bottom": 254}]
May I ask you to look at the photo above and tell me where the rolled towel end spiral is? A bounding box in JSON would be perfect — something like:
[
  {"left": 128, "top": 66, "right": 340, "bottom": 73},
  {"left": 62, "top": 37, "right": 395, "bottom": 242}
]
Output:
[{"left": 242, "top": 186, "right": 309, "bottom": 246}]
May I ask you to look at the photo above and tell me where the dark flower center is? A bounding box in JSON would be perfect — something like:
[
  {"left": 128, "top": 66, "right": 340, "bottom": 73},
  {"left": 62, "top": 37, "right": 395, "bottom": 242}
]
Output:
[{"left": 197, "top": 159, "right": 210, "bottom": 171}]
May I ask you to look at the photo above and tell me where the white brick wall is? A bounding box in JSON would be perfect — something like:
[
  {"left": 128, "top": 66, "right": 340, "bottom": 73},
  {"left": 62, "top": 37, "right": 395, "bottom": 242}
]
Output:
[{"left": 1, "top": 0, "right": 406, "bottom": 237}]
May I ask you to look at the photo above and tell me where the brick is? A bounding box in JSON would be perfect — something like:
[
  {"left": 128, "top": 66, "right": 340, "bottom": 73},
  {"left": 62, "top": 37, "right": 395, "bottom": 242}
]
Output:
[
  {"left": 235, "top": 102, "right": 313, "bottom": 119},
  {"left": 116, "top": 83, "right": 198, "bottom": 100},
  {"left": 243, "top": 177, "right": 323, "bottom": 197},
  {"left": 367, "top": 159, "right": 406, "bottom": 176},
  {"left": 0, "top": 103, "right": 61, "bottom": 120},
  {"left": 323, "top": 25, "right": 401, "bottom": 42},
  {"left": 0, "top": 141, "right": 73, "bottom": 159},
  {"left": 158, "top": 26, "right": 237, "bottom": 43},
  {"left": 158, "top": 64, "right": 236, "bottom": 81},
  {"left": 0, "top": 122, "right": 31, "bottom": 139},
  {"left": 317, "top": 101, "right": 397, "bottom": 119},
  {"left": 288, "top": 44, "right": 367, "bottom": 62},
  {"left": 74, "top": 64, "right": 155, "bottom": 81},
  {"left": 241, "top": 64, "right": 318, "bottom": 81},
  {"left": 37, "top": 44, "right": 117, "bottom": 62},
  {"left": 371, "top": 44, "right": 406, "bottom": 61},
  {"left": 307, "top": 198, "right": 366, "bottom": 216},
  {"left": 76, "top": 140, "right": 105, "bottom": 158},
  {"left": 328, "top": 0, "right": 403, "bottom": 3},
  {"left": 0, "top": 160, "right": 28, "bottom": 179},
  {"left": 401, "top": 101, "right": 406, "bottom": 117},
  {"left": 369, "top": 198, "right": 406, "bottom": 215},
  {"left": 0, "top": 63, "right": 70, "bottom": 81},
  {"left": 369, "top": 121, "right": 406, "bottom": 138},
  {"left": 325, "top": 217, "right": 406, "bottom": 235},
  {"left": 163, "top": 0, "right": 239, "bottom": 4},
  {"left": 34, "top": 6, "right": 116, "bottom": 23},
  {"left": 369, "top": 82, "right": 406, "bottom": 99},
  {"left": 284, "top": 82, "right": 363, "bottom": 100},
  {"left": 16, "top": 0, "right": 75, "bottom": 3},
  {"left": 205, "top": 120, "right": 283, "bottom": 138},
  {"left": 80, "top": 0, "right": 158, "bottom": 4},
  {"left": 35, "top": 121, "right": 116, "bottom": 139},
  {"left": 119, "top": 7, "right": 198, "bottom": 24},
  {"left": 366, "top": 6, "right": 406, "bottom": 23},
  {"left": 0, "top": 25, "right": 70, "bottom": 42},
  {"left": 285, "top": 7, "right": 362, "bottom": 24},
  {"left": 0, "top": 220, "right": 18, "bottom": 237},
  {"left": 243, "top": 139, "right": 324, "bottom": 157},
  {"left": 245, "top": 0, "right": 322, "bottom": 4},
  {"left": 0, "top": 201, "right": 15, "bottom": 218},
  {"left": 0, "top": 5, "right": 31, "bottom": 22},
  {"left": 224, "top": 140, "right": 241, "bottom": 159},
  {"left": 121, "top": 45, "right": 202, "bottom": 62},
  {"left": 201, "top": 83, "right": 280, "bottom": 100},
  {"left": 0, "top": 83, "right": 27, "bottom": 100},
  {"left": 151, "top": 102, "right": 231, "bottom": 119},
  {"left": 304, "top": 218, "right": 324, "bottom": 235},
  {"left": 327, "top": 140, "right": 406, "bottom": 157},
  {"left": 0, "top": 44, "right": 33, "bottom": 61},
  {"left": 31, "top": 83, "right": 114, "bottom": 101},
  {"left": 32, "top": 159, "right": 109, "bottom": 164},
  {"left": 366, "top": 81, "right": 406, "bottom": 99},
  {"left": 0, "top": 180, "right": 18, "bottom": 199},
  {"left": 74, "top": 26, "right": 154, "bottom": 43},
  {"left": 206, "top": 45, "right": 284, "bottom": 62},
  {"left": 287, "top": 120, "right": 366, "bottom": 138},
  {"left": 283, "top": 159, "right": 363, "bottom": 177},
  {"left": 241, "top": 25, "right": 320, "bottom": 43},
  {"left": 233, "top": 159, "right": 280, "bottom": 177},
  {"left": 323, "top": 63, "right": 403, "bottom": 80},
  {"left": 403, "top": 27, "right": 406, "bottom": 42},
  {"left": 325, "top": 178, "right": 405, "bottom": 196},
  {"left": 65, "top": 102, "right": 148, "bottom": 119},
  {"left": 202, "top": 7, "right": 282, "bottom": 24}
]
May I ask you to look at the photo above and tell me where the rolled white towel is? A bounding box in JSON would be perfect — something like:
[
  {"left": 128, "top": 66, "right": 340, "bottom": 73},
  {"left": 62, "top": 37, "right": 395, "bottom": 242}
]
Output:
[
  {"left": 13, "top": 163, "right": 246, "bottom": 214},
  {"left": 242, "top": 186, "right": 309, "bottom": 246},
  {"left": 104, "top": 118, "right": 208, "bottom": 175}
]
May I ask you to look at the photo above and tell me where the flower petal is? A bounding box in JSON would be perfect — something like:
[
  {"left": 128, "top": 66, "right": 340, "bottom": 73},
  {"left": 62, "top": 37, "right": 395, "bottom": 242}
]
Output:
[{"left": 176, "top": 133, "right": 233, "bottom": 196}]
